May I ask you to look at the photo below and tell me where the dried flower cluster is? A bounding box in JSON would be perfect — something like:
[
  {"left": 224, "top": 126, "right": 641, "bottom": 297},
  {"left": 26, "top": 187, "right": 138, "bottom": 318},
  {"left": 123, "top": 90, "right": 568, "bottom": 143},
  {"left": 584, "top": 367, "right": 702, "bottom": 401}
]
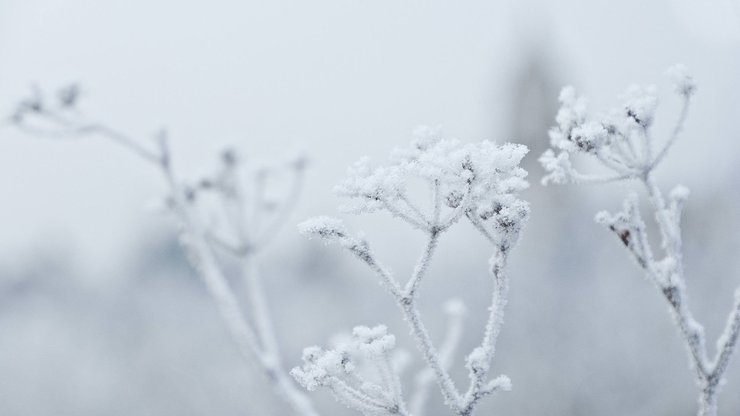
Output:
[
  {"left": 297, "top": 128, "right": 529, "bottom": 416},
  {"left": 541, "top": 65, "right": 740, "bottom": 416},
  {"left": 540, "top": 64, "right": 695, "bottom": 186},
  {"left": 291, "top": 325, "right": 409, "bottom": 415},
  {"left": 10, "top": 87, "right": 319, "bottom": 416}
]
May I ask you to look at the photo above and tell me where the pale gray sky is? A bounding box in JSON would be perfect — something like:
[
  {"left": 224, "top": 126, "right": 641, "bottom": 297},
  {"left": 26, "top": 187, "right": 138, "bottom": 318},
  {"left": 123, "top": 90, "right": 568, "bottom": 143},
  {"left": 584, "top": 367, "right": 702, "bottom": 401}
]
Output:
[{"left": 1, "top": 0, "right": 738, "bottom": 277}]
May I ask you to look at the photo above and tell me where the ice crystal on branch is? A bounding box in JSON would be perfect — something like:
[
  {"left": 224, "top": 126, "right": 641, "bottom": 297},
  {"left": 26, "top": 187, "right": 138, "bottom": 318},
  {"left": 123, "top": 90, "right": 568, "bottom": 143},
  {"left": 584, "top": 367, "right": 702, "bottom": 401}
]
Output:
[{"left": 296, "top": 127, "right": 529, "bottom": 416}]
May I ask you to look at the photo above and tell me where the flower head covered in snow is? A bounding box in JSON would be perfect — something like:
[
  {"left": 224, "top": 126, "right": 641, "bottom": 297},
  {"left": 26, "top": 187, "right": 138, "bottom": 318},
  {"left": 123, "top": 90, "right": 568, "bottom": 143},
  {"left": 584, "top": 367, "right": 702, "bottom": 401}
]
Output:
[
  {"left": 332, "top": 126, "right": 530, "bottom": 240},
  {"left": 291, "top": 325, "right": 409, "bottom": 415},
  {"left": 297, "top": 128, "right": 530, "bottom": 416},
  {"left": 540, "top": 65, "right": 696, "bottom": 187},
  {"left": 291, "top": 346, "right": 354, "bottom": 392}
]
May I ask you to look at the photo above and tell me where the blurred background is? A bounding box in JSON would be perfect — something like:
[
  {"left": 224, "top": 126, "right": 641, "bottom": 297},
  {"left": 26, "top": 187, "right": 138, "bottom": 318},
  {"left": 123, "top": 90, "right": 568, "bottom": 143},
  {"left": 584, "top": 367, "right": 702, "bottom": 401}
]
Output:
[{"left": 1, "top": 0, "right": 740, "bottom": 414}]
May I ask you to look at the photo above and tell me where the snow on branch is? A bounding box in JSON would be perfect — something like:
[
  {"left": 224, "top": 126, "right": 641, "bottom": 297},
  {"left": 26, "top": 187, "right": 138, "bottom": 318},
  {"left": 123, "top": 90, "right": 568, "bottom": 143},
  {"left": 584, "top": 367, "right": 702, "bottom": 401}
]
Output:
[
  {"left": 541, "top": 66, "right": 739, "bottom": 416},
  {"left": 296, "top": 128, "right": 529, "bottom": 415},
  {"left": 410, "top": 299, "right": 467, "bottom": 416}
]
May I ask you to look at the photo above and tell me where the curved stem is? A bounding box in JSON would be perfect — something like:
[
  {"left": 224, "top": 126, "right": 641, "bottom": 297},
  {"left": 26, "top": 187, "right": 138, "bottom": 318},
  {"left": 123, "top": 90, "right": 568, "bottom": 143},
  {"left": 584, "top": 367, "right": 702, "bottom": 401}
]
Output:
[
  {"left": 650, "top": 95, "right": 691, "bottom": 171},
  {"left": 16, "top": 110, "right": 320, "bottom": 416},
  {"left": 460, "top": 248, "right": 510, "bottom": 414}
]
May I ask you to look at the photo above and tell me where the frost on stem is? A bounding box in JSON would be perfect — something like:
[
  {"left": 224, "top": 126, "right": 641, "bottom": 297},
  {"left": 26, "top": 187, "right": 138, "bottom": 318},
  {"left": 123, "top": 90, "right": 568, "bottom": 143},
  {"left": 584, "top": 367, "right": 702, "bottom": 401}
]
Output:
[
  {"left": 10, "top": 86, "right": 318, "bottom": 416},
  {"left": 298, "top": 216, "right": 368, "bottom": 256},
  {"left": 297, "top": 127, "right": 529, "bottom": 415},
  {"left": 291, "top": 325, "right": 409, "bottom": 415},
  {"left": 410, "top": 299, "right": 467, "bottom": 416},
  {"left": 541, "top": 66, "right": 740, "bottom": 416}
]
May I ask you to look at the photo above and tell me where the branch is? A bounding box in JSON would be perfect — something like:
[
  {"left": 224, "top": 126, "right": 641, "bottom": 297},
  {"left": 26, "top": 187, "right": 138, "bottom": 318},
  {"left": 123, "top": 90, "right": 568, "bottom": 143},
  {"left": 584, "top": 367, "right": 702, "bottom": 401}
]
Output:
[
  {"left": 329, "top": 377, "right": 398, "bottom": 415},
  {"left": 382, "top": 198, "right": 432, "bottom": 231},
  {"left": 460, "top": 246, "right": 512, "bottom": 414},
  {"left": 641, "top": 175, "right": 710, "bottom": 379},
  {"left": 410, "top": 299, "right": 466, "bottom": 416},
  {"left": 12, "top": 101, "right": 320, "bottom": 416},
  {"left": 365, "top": 230, "right": 462, "bottom": 409},
  {"left": 595, "top": 197, "right": 661, "bottom": 285},
  {"left": 256, "top": 161, "right": 307, "bottom": 248},
  {"left": 403, "top": 231, "right": 440, "bottom": 297},
  {"left": 299, "top": 217, "right": 404, "bottom": 299},
  {"left": 708, "top": 289, "right": 740, "bottom": 382},
  {"left": 401, "top": 192, "right": 431, "bottom": 226},
  {"left": 466, "top": 210, "right": 496, "bottom": 245},
  {"left": 650, "top": 93, "right": 691, "bottom": 171},
  {"left": 568, "top": 171, "right": 635, "bottom": 186},
  {"left": 431, "top": 179, "right": 442, "bottom": 225},
  {"left": 398, "top": 296, "right": 463, "bottom": 410},
  {"left": 377, "top": 350, "right": 408, "bottom": 414}
]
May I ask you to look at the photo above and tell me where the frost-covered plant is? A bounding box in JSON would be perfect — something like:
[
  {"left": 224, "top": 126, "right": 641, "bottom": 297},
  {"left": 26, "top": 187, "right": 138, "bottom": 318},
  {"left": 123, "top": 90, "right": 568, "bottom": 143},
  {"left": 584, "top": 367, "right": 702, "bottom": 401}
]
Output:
[
  {"left": 291, "top": 325, "right": 408, "bottom": 415},
  {"left": 540, "top": 65, "right": 740, "bottom": 416},
  {"left": 296, "top": 127, "right": 529, "bottom": 416},
  {"left": 10, "top": 86, "right": 319, "bottom": 416}
]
